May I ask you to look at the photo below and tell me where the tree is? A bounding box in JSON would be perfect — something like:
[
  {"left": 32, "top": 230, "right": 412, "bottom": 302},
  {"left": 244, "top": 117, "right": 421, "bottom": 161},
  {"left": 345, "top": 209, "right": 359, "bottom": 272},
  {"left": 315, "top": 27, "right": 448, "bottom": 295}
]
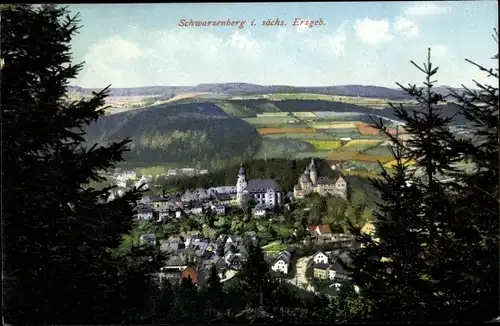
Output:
[
  {"left": 345, "top": 48, "right": 464, "bottom": 323},
  {"left": 237, "top": 241, "right": 275, "bottom": 308},
  {"left": 347, "top": 38, "right": 499, "bottom": 323},
  {"left": 2, "top": 5, "right": 165, "bottom": 325},
  {"left": 430, "top": 30, "right": 499, "bottom": 322},
  {"left": 203, "top": 265, "right": 225, "bottom": 319}
]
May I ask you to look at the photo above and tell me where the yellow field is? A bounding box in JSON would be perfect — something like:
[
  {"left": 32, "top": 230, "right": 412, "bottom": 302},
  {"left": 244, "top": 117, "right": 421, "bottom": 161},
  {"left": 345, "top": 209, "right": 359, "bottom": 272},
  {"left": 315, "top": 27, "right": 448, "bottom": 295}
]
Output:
[
  {"left": 306, "top": 140, "right": 342, "bottom": 150},
  {"left": 310, "top": 122, "right": 357, "bottom": 129},
  {"left": 383, "top": 158, "right": 417, "bottom": 168},
  {"left": 328, "top": 150, "right": 394, "bottom": 163},
  {"left": 342, "top": 139, "right": 383, "bottom": 148},
  {"left": 342, "top": 170, "right": 384, "bottom": 180},
  {"left": 292, "top": 112, "right": 316, "bottom": 118}
]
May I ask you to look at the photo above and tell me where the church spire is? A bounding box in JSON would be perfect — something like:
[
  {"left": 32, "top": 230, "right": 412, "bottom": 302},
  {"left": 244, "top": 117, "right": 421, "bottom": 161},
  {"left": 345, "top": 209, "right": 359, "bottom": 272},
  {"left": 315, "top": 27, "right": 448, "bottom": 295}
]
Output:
[{"left": 239, "top": 162, "right": 246, "bottom": 175}]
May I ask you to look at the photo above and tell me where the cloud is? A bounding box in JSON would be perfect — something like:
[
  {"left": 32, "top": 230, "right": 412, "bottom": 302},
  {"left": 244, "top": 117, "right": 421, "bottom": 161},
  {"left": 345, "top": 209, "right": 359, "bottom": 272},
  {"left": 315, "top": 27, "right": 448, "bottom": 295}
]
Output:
[
  {"left": 227, "top": 30, "right": 265, "bottom": 58},
  {"left": 75, "top": 29, "right": 268, "bottom": 87},
  {"left": 393, "top": 17, "right": 419, "bottom": 38},
  {"left": 354, "top": 18, "right": 392, "bottom": 45},
  {"left": 76, "top": 36, "right": 152, "bottom": 87},
  {"left": 405, "top": 3, "right": 449, "bottom": 16},
  {"left": 93, "top": 35, "right": 151, "bottom": 60},
  {"left": 430, "top": 44, "right": 449, "bottom": 58},
  {"left": 318, "top": 24, "right": 347, "bottom": 58}
]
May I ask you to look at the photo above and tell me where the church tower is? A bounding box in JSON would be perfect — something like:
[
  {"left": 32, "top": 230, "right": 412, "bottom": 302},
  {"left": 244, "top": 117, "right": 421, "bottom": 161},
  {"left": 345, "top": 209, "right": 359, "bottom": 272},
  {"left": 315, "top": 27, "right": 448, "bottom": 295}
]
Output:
[
  {"left": 236, "top": 162, "right": 248, "bottom": 205},
  {"left": 309, "top": 158, "right": 318, "bottom": 185}
]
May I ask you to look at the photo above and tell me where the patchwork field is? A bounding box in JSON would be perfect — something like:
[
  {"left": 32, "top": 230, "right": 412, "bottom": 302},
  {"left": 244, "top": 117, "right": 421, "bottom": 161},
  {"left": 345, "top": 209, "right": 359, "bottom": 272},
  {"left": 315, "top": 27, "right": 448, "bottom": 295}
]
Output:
[
  {"left": 243, "top": 116, "right": 296, "bottom": 125},
  {"left": 256, "top": 112, "right": 291, "bottom": 117},
  {"left": 341, "top": 139, "right": 383, "bottom": 151},
  {"left": 257, "top": 128, "right": 317, "bottom": 135},
  {"left": 292, "top": 111, "right": 316, "bottom": 118},
  {"left": 328, "top": 150, "right": 394, "bottom": 163},
  {"left": 236, "top": 93, "right": 414, "bottom": 109},
  {"left": 255, "top": 139, "right": 316, "bottom": 159},
  {"left": 306, "top": 140, "right": 342, "bottom": 150},
  {"left": 309, "top": 122, "right": 358, "bottom": 129},
  {"left": 362, "top": 145, "right": 394, "bottom": 156},
  {"left": 354, "top": 122, "right": 380, "bottom": 135},
  {"left": 262, "top": 133, "right": 335, "bottom": 140},
  {"left": 383, "top": 158, "right": 417, "bottom": 168}
]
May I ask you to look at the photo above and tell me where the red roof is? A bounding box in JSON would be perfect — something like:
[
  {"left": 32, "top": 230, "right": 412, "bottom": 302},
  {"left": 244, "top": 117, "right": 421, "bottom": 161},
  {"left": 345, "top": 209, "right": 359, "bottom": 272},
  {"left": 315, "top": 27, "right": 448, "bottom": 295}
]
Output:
[
  {"left": 307, "top": 225, "right": 318, "bottom": 232},
  {"left": 317, "top": 224, "right": 332, "bottom": 234},
  {"left": 181, "top": 267, "right": 199, "bottom": 284}
]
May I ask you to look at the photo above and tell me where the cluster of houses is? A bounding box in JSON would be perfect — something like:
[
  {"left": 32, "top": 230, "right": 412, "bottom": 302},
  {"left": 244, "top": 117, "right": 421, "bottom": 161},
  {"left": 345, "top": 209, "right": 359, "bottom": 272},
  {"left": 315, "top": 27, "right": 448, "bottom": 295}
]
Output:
[
  {"left": 166, "top": 168, "right": 209, "bottom": 177},
  {"left": 133, "top": 163, "right": 298, "bottom": 221},
  {"left": 133, "top": 159, "right": 349, "bottom": 221},
  {"left": 155, "top": 232, "right": 259, "bottom": 285}
]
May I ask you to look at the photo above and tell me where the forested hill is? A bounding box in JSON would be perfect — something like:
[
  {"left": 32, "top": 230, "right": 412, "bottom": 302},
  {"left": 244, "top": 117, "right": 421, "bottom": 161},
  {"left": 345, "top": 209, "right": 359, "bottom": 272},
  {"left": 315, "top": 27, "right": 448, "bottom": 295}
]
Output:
[
  {"left": 84, "top": 102, "right": 262, "bottom": 167},
  {"left": 162, "top": 158, "right": 380, "bottom": 205}
]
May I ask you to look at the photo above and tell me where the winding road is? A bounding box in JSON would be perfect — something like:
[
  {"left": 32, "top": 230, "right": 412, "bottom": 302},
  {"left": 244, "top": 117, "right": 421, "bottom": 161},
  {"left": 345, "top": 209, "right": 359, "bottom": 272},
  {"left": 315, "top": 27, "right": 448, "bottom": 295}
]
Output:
[{"left": 285, "top": 255, "right": 315, "bottom": 292}]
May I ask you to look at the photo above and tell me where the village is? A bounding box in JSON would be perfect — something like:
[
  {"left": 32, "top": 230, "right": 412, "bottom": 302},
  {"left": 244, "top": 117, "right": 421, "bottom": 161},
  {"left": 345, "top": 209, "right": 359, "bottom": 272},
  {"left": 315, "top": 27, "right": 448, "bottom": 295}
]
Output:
[{"left": 127, "top": 159, "right": 375, "bottom": 296}]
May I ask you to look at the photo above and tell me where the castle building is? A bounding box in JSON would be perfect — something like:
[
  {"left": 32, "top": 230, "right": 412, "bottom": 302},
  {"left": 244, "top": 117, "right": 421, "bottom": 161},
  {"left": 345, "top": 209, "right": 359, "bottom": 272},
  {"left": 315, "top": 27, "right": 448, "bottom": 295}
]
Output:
[
  {"left": 293, "top": 159, "right": 347, "bottom": 200},
  {"left": 236, "top": 163, "right": 282, "bottom": 208}
]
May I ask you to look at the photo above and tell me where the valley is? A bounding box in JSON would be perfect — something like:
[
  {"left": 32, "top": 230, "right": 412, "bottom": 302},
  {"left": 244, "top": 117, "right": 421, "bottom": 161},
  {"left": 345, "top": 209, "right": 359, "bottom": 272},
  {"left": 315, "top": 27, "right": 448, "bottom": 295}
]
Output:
[{"left": 76, "top": 84, "right": 466, "bottom": 178}]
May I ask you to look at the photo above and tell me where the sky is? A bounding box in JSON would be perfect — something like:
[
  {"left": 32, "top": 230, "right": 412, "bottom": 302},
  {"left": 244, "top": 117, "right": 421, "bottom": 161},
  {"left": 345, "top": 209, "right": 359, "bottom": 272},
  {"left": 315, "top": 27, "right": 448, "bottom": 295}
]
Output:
[{"left": 68, "top": 1, "right": 498, "bottom": 89}]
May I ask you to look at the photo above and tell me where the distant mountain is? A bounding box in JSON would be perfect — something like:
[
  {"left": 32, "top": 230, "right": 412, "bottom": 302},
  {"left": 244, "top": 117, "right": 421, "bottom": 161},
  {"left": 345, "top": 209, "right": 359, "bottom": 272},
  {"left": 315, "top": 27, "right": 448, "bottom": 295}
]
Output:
[
  {"left": 69, "top": 83, "right": 415, "bottom": 100},
  {"left": 69, "top": 83, "right": 474, "bottom": 101}
]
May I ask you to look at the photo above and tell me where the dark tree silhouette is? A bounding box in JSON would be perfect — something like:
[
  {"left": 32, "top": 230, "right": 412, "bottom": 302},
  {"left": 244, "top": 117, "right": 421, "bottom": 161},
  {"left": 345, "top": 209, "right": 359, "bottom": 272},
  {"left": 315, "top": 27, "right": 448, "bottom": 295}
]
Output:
[
  {"left": 1, "top": 5, "right": 165, "bottom": 325},
  {"left": 346, "top": 36, "right": 499, "bottom": 323}
]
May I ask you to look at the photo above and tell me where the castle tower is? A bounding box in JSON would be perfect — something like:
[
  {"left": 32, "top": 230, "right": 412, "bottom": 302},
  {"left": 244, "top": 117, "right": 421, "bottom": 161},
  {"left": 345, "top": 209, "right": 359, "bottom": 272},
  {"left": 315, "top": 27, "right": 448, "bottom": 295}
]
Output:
[
  {"left": 309, "top": 158, "right": 318, "bottom": 185},
  {"left": 236, "top": 162, "right": 248, "bottom": 205}
]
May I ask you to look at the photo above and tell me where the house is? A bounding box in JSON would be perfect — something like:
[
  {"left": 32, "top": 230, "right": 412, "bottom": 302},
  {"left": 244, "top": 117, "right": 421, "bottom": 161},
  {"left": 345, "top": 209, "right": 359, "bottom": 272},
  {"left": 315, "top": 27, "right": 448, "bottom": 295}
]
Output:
[
  {"left": 312, "top": 251, "right": 329, "bottom": 264},
  {"left": 181, "top": 266, "right": 199, "bottom": 284},
  {"left": 236, "top": 163, "right": 283, "bottom": 208},
  {"left": 140, "top": 234, "right": 156, "bottom": 246},
  {"left": 361, "top": 221, "right": 380, "bottom": 246},
  {"left": 293, "top": 159, "right": 347, "bottom": 200},
  {"left": 211, "top": 204, "right": 226, "bottom": 215},
  {"left": 175, "top": 210, "right": 183, "bottom": 218},
  {"left": 307, "top": 224, "right": 333, "bottom": 238},
  {"left": 180, "top": 168, "right": 196, "bottom": 176},
  {"left": 158, "top": 210, "right": 170, "bottom": 221},
  {"left": 214, "top": 193, "right": 234, "bottom": 206},
  {"left": 328, "top": 260, "right": 348, "bottom": 281},
  {"left": 271, "top": 250, "right": 292, "bottom": 274},
  {"left": 199, "top": 169, "right": 209, "bottom": 175},
  {"left": 313, "top": 263, "right": 330, "bottom": 279},
  {"left": 361, "top": 221, "right": 376, "bottom": 236},
  {"left": 167, "top": 169, "right": 178, "bottom": 176},
  {"left": 136, "top": 207, "right": 154, "bottom": 220},
  {"left": 252, "top": 205, "right": 267, "bottom": 217},
  {"left": 150, "top": 196, "right": 169, "bottom": 210},
  {"left": 189, "top": 206, "right": 204, "bottom": 215}
]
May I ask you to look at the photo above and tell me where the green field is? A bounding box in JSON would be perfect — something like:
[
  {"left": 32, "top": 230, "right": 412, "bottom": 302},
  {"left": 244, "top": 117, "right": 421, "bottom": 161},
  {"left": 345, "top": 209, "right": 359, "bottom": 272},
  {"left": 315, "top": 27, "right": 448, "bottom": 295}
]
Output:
[
  {"left": 319, "top": 128, "right": 361, "bottom": 137},
  {"left": 237, "top": 93, "right": 413, "bottom": 109},
  {"left": 262, "top": 133, "right": 337, "bottom": 140},
  {"left": 255, "top": 139, "right": 316, "bottom": 159},
  {"left": 341, "top": 139, "right": 384, "bottom": 151},
  {"left": 292, "top": 111, "right": 317, "bottom": 118},
  {"left": 261, "top": 241, "right": 287, "bottom": 253},
  {"left": 242, "top": 116, "right": 296, "bottom": 125},
  {"left": 256, "top": 112, "right": 290, "bottom": 117},
  {"left": 362, "top": 144, "right": 394, "bottom": 156},
  {"left": 293, "top": 151, "right": 333, "bottom": 159}
]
